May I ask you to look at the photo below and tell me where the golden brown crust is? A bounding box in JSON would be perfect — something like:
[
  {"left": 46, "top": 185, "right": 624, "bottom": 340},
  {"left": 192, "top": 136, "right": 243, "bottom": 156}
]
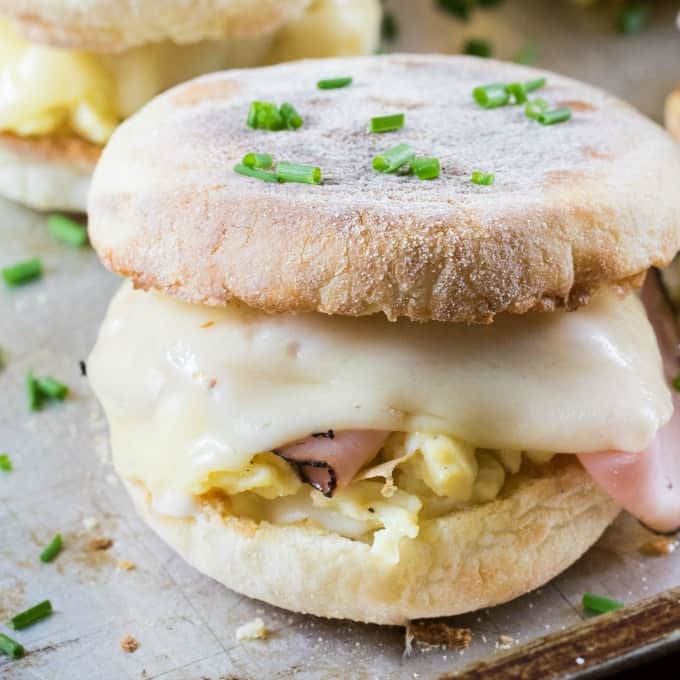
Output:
[
  {"left": 1, "top": 0, "right": 312, "bottom": 52},
  {"left": 0, "top": 133, "right": 99, "bottom": 211},
  {"left": 89, "top": 55, "right": 680, "bottom": 323},
  {"left": 126, "top": 457, "right": 619, "bottom": 624}
]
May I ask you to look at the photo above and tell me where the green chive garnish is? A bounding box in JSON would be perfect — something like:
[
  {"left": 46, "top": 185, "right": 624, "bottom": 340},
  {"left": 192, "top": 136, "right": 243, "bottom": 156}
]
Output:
[
  {"left": 0, "top": 633, "right": 24, "bottom": 659},
  {"left": 247, "top": 101, "right": 284, "bottom": 131},
  {"left": 9, "top": 600, "right": 53, "bottom": 630},
  {"left": 233, "top": 163, "right": 278, "bottom": 183},
  {"left": 617, "top": 5, "right": 649, "bottom": 35},
  {"left": 40, "top": 534, "right": 63, "bottom": 563},
  {"left": 437, "top": 0, "right": 470, "bottom": 21},
  {"left": 0, "top": 454, "right": 12, "bottom": 471},
  {"left": 514, "top": 41, "right": 539, "bottom": 66},
  {"left": 673, "top": 373, "right": 680, "bottom": 392},
  {"left": 463, "top": 38, "right": 492, "bottom": 58},
  {"left": 537, "top": 107, "right": 572, "bottom": 126},
  {"left": 506, "top": 77, "right": 546, "bottom": 104},
  {"left": 372, "top": 143, "right": 415, "bottom": 174},
  {"left": 473, "top": 84, "right": 510, "bottom": 109},
  {"left": 471, "top": 171, "right": 495, "bottom": 186},
  {"left": 242, "top": 153, "right": 273, "bottom": 169},
  {"left": 279, "top": 102, "right": 303, "bottom": 130},
  {"left": 381, "top": 11, "right": 399, "bottom": 41},
  {"left": 525, "top": 97, "right": 549, "bottom": 120},
  {"left": 582, "top": 592, "right": 624, "bottom": 615},
  {"left": 47, "top": 214, "right": 88, "bottom": 248},
  {"left": 411, "top": 157, "right": 441, "bottom": 180},
  {"left": 36, "top": 377, "right": 69, "bottom": 400},
  {"left": 26, "top": 371, "right": 42, "bottom": 411},
  {"left": 370, "top": 113, "right": 405, "bottom": 133},
  {"left": 276, "top": 162, "right": 322, "bottom": 185},
  {"left": 2, "top": 258, "right": 42, "bottom": 287},
  {"left": 317, "top": 77, "right": 353, "bottom": 90}
]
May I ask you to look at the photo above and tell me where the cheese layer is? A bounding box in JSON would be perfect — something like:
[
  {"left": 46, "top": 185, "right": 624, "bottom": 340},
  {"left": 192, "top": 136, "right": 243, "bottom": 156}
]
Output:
[
  {"left": 88, "top": 281, "right": 672, "bottom": 503},
  {"left": 0, "top": 0, "right": 380, "bottom": 145}
]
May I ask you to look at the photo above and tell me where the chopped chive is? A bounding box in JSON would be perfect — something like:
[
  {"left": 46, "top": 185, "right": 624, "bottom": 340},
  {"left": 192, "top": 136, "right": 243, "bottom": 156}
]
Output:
[
  {"left": 463, "top": 38, "right": 492, "bottom": 58},
  {"left": 525, "top": 77, "right": 547, "bottom": 93},
  {"left": 471, "top": 171, "right": 495, "bottom": 186},
  {"left": 617, "top": 4, "right": 649, "bottom": 35},
  {"left": 473, "top": 84, "right": 510, "bottom": 109},
  {"left": 40, "top": 534, "right": 63, "bottom": 563},
  {"left": 381, "top": 11, "right": 399, "bottom": 41},
  {"left": 0, "top": 453, "right": 12, "bottom": 471},
  {"left": 9, "top": 600, "right": 53, "bottom": 630},
  {"left": 582, "top": 592, "right": 624, "bottom": 615},
  {"left": 525, "top": 97, "right": 549, "bottom": 120},
  {"left": 247, "top": 101, "right": 284, "bottom": 131},
  {"left": 242, "top": 153, "right": 273, "bottom": 169},
  {"left": 370, "top": 113, "right": 405, "bottom": 133},
  {"left": 276, "top": 162, "right": 322, "bottom": 185},
  {"left": 537, "top": 107, "right": 572, "bottom": 126},
  {"left": 279, "top": 103, "right": 303, "bottom": 130},
  {"left": 505, "top": 83, "right": 528, "bottom": 105},
  {"left": 372, "top": 143, "right": 415, "bottom": 173},
  {"left": 233, "top": 163, "right": 278, "bottom": 183},
  {"left": 2, "top": 258, "right": 42, "bottom": 287},
  {"left": 505, "top": 77, "right": 546, "bottom": 105},
  {"left": 36, "top": 377, "right": 69, "bottom": 400},
  {"left": 673, "top": 372, "right": 680, "bottom": 392},
  {"left": 411, "top": 157, "right": 441, "bottom": 180},
  {"left": 514, "top": 41, "right": 539, "bottom": 66},
  {"left": 317, "top": 77, "right": 353, "bottom": 90},
  {"left": 26, "top": 371, "right": 42, "bottom": 411},
  {"left": 437, "top": 0, "right": 470, "bottom": 21},
  {"left": 0, "top": 633, "right": 24, "bottom": 659},
  {"left": 47, "top": 214, "right": 88, "bottom": 247}
]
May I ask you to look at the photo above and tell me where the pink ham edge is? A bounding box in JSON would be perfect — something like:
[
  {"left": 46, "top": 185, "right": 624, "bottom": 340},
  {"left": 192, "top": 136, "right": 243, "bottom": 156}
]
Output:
[
  {"left": 578, "top": 272, "right": 680, "bottom": 533},
  {"left": 275, "top": 430, "right": 389, "bottom": 497}
]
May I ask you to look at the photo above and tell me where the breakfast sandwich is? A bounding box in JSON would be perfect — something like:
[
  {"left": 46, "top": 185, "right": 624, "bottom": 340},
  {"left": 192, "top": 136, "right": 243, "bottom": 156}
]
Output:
[
  {"left": 0, "top": 0, "right": 380, "bottom": 212},
  {"left": 88, "top": 55, "right": 680, "bottom": 624}
]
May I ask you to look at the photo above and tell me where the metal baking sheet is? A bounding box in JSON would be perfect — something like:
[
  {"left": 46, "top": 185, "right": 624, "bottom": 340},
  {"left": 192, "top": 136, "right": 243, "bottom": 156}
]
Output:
[{"left": 2, "top": 2, "right": 680, "bottom": 678}]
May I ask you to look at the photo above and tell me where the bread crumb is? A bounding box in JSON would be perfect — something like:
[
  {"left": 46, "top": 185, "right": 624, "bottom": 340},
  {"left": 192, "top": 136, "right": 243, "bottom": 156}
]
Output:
[
  {"left": 120, "top": 635, "right": 139, "bottom": 653},
  {"left": 200, "top": 321, "right": 215, "bottom": 328},
  {"left": 236, "top": 618, "right": 268, "bottom": 641},
  {"left": 117, "top": 560, "right": 136, "bottom": 571},
  {"left": 90, "top": 537, "right": 114, "bottom": 551},
  {"left": 640, "top": 537, "right": 677, "bottom": 556},
  {"left": 405, "top": 622, "right": 472, "bottom": 655},
  {"left": 497, "top": 635, "right": 514, "bottom": 649}
]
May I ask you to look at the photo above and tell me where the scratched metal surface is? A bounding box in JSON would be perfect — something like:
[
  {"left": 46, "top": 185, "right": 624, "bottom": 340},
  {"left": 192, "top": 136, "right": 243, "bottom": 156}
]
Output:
[{"left": 1, "top": 2, "right": 680, "bottom": 679}]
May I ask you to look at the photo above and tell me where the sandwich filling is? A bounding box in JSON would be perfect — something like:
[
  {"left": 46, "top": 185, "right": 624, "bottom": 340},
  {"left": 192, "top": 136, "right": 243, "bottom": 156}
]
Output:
[
  {"left": 89, "top": 280, "right": 679, "bottom": 562},
  {"left": 0, "top": 0, "right": 379, "bottom": 145}
]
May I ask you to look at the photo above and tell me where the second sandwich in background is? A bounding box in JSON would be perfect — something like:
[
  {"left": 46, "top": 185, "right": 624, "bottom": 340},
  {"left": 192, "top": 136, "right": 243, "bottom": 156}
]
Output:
[{"left": 0, "top": 0, "right": 380, "bottom": 212}]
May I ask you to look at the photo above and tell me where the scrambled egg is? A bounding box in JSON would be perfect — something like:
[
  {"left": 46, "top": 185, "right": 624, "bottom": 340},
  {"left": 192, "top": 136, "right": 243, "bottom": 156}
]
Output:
[
  {"left": 194, "top": 432, "right": 555, "bottom": 564},
  {"left": 0, "top": 18, "right": 119, "bottom": 144}
]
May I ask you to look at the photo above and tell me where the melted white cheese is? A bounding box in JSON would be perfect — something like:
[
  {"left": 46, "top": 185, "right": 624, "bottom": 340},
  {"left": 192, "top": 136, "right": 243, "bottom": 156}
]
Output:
[{"left": 88, "top": 282, "right": 672, "bottom": 500}]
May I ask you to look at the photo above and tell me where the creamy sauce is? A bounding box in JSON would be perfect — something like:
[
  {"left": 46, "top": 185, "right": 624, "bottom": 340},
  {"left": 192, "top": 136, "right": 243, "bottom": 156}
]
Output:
[{"left": 88, "top": 282, "right": 672, "bottom": 499}]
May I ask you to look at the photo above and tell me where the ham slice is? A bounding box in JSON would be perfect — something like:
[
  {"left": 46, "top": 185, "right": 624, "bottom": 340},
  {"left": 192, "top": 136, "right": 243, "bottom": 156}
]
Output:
[
  {"left": 578, "top": 271, "right": 680, "bottom": 533},
  {"left": 274, "top": 430, "right": 389, "bottom": 497}
]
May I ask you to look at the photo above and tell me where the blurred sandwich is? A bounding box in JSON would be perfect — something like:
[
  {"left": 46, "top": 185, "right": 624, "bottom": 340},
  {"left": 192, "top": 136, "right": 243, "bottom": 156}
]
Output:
[{"left": 0, "top": 0, "right": 380, "bottom": 211}]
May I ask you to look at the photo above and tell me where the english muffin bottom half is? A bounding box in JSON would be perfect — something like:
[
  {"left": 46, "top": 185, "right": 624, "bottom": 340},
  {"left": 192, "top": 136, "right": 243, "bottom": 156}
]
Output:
[
  {"left": 0, "top": 0, "right": 380, "bottom": 211},
  {"left": 88, "top": 55, "right": 680, "bottom": 624}
]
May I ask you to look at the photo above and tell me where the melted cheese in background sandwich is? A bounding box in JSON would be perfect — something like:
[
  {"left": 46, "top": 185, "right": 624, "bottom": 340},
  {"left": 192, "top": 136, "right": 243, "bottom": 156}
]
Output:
[
  {"left": 0, "top": 0, "right": 379, "bottom": 145},
  {"left": 89, "top": 282, "right": 671, "bottom": 560}
]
